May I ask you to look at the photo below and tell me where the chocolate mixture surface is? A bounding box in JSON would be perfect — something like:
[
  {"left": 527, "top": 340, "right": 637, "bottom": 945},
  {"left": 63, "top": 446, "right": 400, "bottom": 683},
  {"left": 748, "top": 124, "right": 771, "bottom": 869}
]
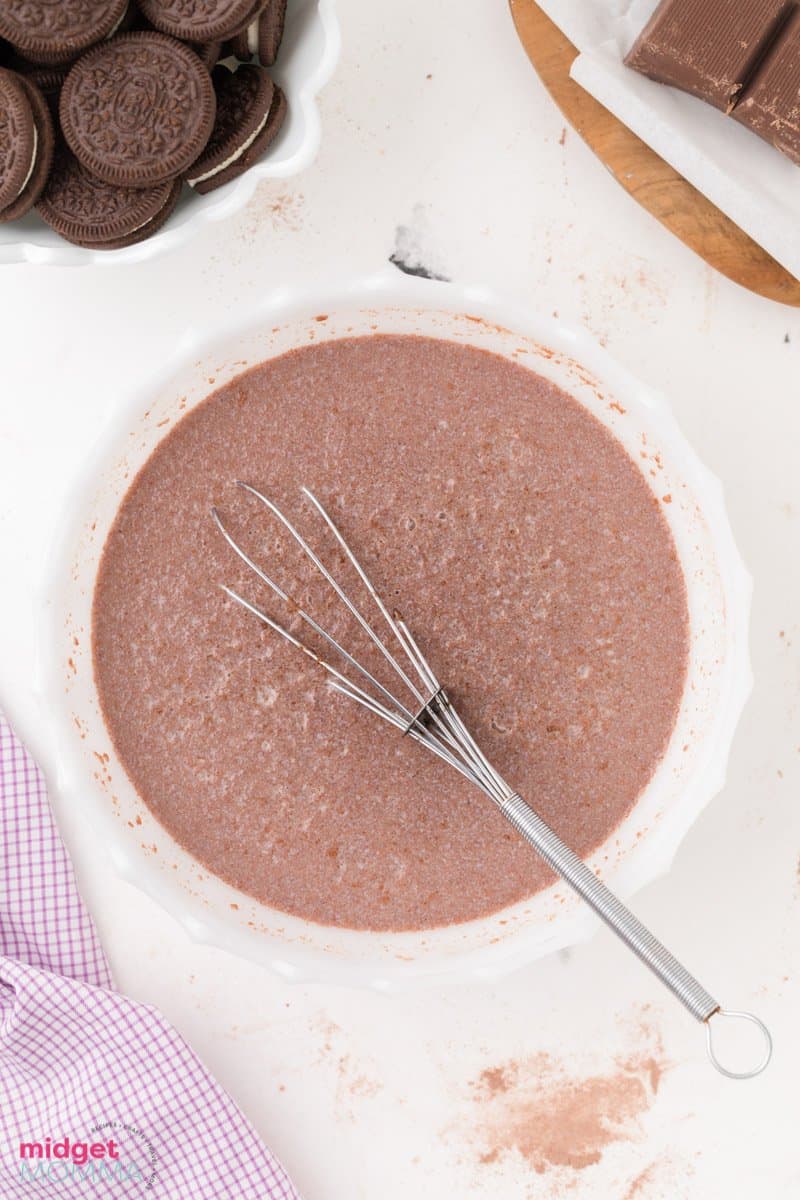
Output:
[{"left": 93, "top": 335, "right": 689, "bottom": 931}]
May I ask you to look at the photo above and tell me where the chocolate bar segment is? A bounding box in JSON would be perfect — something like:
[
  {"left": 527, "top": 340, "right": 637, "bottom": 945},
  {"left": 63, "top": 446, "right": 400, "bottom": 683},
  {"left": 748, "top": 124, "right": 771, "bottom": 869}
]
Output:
[
  {"left": 625, "top": 0, "right": 794, "bottom": 112},
  {"left": 734, "top": 5, "right": 800, "bottom": 163}
]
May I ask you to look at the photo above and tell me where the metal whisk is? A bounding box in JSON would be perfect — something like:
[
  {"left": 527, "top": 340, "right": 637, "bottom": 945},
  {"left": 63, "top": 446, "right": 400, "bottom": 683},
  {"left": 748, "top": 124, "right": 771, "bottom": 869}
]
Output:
[{"left": 213, "top": 482, "right": 772, "bottom": 1079}]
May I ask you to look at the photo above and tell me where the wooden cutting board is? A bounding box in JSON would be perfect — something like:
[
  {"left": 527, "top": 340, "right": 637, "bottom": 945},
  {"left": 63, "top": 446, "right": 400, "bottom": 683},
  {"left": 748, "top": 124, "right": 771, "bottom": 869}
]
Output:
[{"left": 509, "top": 0, "right": 800, "bottom": 306}]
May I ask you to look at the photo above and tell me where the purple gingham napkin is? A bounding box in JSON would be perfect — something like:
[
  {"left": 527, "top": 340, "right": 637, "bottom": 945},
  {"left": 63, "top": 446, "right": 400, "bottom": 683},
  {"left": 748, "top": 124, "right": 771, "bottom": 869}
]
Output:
[{"left": 0, "top": 714, "right": 300, "bottom": 1198}]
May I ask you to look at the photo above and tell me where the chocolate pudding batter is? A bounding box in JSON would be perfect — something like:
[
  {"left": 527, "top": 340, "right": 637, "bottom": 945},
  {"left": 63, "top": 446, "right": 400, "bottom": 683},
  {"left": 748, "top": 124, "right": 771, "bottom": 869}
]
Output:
[{"left": 92, "top": 335, "right": 689, "bottom": 931}]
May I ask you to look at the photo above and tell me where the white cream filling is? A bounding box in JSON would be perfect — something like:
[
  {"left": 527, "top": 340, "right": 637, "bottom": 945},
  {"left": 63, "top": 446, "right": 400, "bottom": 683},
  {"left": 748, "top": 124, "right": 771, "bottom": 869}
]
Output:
[
  {"left": 12, "top": 126, "right": 38, "bottom": 201},
  {"left": 123, "top": 210, "right": 157, "bottom": 236},
  {"left": 105, "top": 8, "right": 128, "bottom": 40},
  {"left": 187, "top": 103, "right": 271, "bottom": 185},
  {"left": 247, "top": 19, "right": 259, "bottom": 56}
]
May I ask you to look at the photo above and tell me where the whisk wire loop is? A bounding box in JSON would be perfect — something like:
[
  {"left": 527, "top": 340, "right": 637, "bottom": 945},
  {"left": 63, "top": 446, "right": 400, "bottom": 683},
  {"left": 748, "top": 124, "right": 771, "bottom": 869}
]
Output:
[{"left": 214, "top": 483, "right": 772, "bottom": 1080}]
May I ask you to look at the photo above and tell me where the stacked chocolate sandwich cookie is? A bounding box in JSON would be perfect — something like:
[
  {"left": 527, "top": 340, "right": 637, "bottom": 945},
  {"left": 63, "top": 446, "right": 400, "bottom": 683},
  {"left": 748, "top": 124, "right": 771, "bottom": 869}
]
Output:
[
  {"left": 0, "top": 0, "right": 130, "bottom": 64},
  {"left": 224, "top": 0, "right": 288, "bottom": 66},
  {"left": 0, "top": 0, "right": 289, "bottom": 249},
  {"left": 0, "top": 69, "right": 55, "bottom": 222},
  {"left": 187, "top": 62, "right": 286, "bottom": 194}
]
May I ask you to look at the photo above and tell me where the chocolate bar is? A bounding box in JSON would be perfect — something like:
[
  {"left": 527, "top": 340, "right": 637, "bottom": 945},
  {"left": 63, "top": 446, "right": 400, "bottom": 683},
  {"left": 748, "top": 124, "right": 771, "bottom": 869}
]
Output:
[
  {"left": 734, "top": 5, "right": 800, "bottom": 163},
  {"left": 625, "top": 0, "right": 794, "bottom": 112}
]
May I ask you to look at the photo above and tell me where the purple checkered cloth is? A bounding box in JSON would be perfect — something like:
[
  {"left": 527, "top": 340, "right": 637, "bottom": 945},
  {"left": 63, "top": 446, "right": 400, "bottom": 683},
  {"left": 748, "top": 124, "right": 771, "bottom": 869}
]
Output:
[{"left": 0, "top": 714, "right": 300, "bottom": 1198}]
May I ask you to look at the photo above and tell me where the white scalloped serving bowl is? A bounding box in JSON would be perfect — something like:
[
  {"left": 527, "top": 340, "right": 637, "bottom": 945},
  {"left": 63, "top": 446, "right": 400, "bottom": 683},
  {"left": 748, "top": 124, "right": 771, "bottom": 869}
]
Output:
[
  {"left": 0, "top": 0, "right": 340, "bottom": 267},
  {"left": 35, "top": 272, "right": 752, "bottom": 989}
]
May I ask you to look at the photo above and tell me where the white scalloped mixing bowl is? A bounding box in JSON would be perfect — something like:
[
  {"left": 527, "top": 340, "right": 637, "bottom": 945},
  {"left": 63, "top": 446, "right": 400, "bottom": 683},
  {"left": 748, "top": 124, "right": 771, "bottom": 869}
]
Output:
[
  {"left": 35, "top": 273, "right": 752, "bottom": 988},
  {"left": 0, "top": 0, "right": 340, "bottom": 267}
]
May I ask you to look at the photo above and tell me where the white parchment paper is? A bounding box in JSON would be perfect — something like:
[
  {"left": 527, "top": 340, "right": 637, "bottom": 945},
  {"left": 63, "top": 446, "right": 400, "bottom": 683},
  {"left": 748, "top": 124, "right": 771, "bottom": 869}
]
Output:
[{"left": 535, "top": 0, "right": 800, "bottom": 282}]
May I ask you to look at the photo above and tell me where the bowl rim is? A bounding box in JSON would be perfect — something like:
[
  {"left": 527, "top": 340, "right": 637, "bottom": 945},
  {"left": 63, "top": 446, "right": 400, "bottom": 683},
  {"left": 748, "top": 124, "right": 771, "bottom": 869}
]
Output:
[
  {"left": 31, "top": 270, "right": 754, "bottom": 990},
  {"left": 0, "top": 0, "right": 341, "bottom": 268}
]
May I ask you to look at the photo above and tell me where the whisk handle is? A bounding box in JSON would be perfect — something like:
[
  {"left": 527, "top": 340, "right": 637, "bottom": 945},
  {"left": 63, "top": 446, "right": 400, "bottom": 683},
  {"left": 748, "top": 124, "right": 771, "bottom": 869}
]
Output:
[
  {"left": 500, "top": 792, "right": 718, "bottom": 1022},
  {"left": 499, "top": 793, "right": 774, "bottom": 1077}
]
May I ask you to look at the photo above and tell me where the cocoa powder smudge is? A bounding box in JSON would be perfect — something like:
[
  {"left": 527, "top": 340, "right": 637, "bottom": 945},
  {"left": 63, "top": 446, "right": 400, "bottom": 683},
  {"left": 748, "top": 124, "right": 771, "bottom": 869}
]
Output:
[{"left": 470, "top": 1046, "right": 667, "bottom": 1174}]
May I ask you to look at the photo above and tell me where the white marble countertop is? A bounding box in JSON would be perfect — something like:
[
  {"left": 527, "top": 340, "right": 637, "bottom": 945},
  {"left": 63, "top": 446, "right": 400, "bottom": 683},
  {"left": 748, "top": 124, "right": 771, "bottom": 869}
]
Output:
[{"left": 1, "top": 2, "right": 799, "bottom": 1196}]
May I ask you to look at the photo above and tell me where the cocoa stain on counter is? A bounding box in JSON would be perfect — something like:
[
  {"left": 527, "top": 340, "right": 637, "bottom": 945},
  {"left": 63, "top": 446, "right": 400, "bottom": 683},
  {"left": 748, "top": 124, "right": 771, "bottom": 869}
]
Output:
[
  {"left": 312, "top": 1014, "right": 384, "bottom": 1121},
  {"left": 468, "top": 1041, "right": 667, "bottom": 1175},
  {"left": 622, "top": 1151, "right": 698, "bottom": 1199},
  {"left": 623, "top": 1158, "right": 667, "bottom": 1199}
]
